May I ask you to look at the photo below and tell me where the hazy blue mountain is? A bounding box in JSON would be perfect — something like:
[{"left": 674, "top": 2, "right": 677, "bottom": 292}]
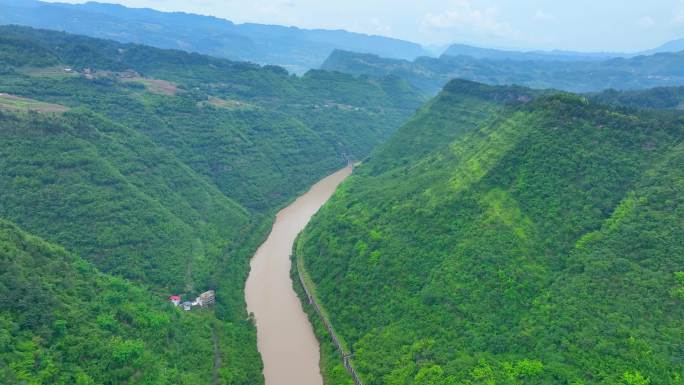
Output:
[
  {"left": 322, "top": 49, "right": 684, "bottom": 94},
  {"left": 0, "top": 0, "right": 429, "bottom": 73},
  {"left": 443, "top": 43, "right": 619, "bottom": 62},
  {"left": 642, "top": 38, "right": 684, "bottom": 55},
  {"left": 443, "top": 38, "right": 684, "bottom": 62}
]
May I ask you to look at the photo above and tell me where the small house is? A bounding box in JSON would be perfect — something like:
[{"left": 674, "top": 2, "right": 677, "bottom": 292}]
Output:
[
  {"left": 169, "top": 295, "right": 181, "bottom": 306},
  {"left": 198, "top": 290, "right": 216, "bottom": 307}
]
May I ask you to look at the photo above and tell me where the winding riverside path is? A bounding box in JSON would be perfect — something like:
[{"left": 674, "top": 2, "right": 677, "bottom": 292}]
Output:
[{"left": 245, "top": 166, "right": 352, "bottom": 385}]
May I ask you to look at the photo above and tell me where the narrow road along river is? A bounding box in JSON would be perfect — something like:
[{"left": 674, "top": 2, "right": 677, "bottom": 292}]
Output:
[{"left": 245, "top": 166, "right": 353, "bottom": 385}]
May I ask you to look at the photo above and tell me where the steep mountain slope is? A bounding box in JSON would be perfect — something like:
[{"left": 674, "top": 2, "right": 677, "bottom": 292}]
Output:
[
  {"left": 0, "top": 217, "right": 263, "bottom": 385},
  {"left": 0, "top": 26, "right": 423, "bottom": 384},
  {"left": 0, "top": 110, "right": 249, "bottom": 289},
  {"left": 0, "top": 26, "right": 424, "bottom": 211},
  {"left": 363, "top": 80, "right": 543, "bottom": 174},
  {"left": 322, "top": 49, "right": 684, "bottom": 94},
  {"left": 0, "top": 0, "right": 428, "bottom": 73},
  {"left": 296, "top": 80, "right": 684, "bottom": 385}
]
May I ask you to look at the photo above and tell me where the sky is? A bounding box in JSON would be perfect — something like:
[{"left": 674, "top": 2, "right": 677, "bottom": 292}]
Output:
[{"left": 45, "top": 0, "right": 684, "bottom": 52}]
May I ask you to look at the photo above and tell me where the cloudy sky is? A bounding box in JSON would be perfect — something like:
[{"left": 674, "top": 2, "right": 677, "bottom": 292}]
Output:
[{"left": 46, "top": 0, "right": 684, "bottom": 51}]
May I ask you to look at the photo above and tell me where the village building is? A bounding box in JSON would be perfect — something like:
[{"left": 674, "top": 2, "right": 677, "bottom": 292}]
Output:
[
  {"left": 169, "top": 290, "right": 215, "bottom": 311},
  {"left": 169, "top": 295, "right": 181, "bottom": 306},
  {"left": 198, "top": 290, "right": 216, "bottom": 307}
]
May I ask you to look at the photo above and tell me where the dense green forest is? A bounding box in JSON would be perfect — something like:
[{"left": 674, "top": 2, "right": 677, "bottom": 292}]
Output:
[
  {"left": 322, "top": 49, "right": 684, "bottom": 94},
  {"left": 296, "top": 79, "right": 684, "bottom": 385},
  {"left": 0, "top": 26, "right": 423, "bottom": 384}
]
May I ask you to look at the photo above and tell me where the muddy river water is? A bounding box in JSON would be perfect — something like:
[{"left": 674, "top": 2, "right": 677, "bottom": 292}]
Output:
[{"left": 245, "top": 166, "right": 352, "bottom": 385}]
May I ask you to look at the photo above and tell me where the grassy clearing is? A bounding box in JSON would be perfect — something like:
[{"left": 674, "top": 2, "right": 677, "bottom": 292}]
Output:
[
  {"left": 19, "top": 66, "right": 79, "bottom": 79},
  {"left": 200, "top": 96, "right": 255, "bottom": 110},
  {"left": 0, "top": 93, "right": 69, "bottom": 113},
  {"left": 124, "top": 77, "right": 178, "bottom": 96}
]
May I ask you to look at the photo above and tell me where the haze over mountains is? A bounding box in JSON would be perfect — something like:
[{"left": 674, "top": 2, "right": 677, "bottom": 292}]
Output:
[
  {"left": 442, "top": 38, "right": 684, "bottom": 62},
  {"left": 0, "top": 0, "right": 429, "bottom": 73},
  {"left": 2, "top": 0, "right": 684, "bottom": 75},
  {"left": 323, "top": 49, "right": 684, "bottom": 94}
]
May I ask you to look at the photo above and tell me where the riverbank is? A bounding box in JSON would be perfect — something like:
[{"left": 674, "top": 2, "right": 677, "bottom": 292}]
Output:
[{"left": 294, "top": 243, "right": 363, "bottom": 385}]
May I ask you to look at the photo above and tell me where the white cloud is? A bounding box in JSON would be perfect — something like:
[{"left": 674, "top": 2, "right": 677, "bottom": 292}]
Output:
[
  {"left": 533, "top": 10, "right": 555, "bottom": 21},
  {"left": 255, "top": 0, "right": 296, "bottom": 16},
  {"left": 675, "top": 1, "right": 684, "bottom": 24},
  {"left": 369, "top": 18, "right": 392, "bottom": 35},
  {"left": 637, "top": 16, "right": 655, "bottom": 28},
  {"left": 349, "top": 17, "right": 393, "bottom": 36},
  {"left": 423, "top": 0, "right": 510, "bottom": 35}
]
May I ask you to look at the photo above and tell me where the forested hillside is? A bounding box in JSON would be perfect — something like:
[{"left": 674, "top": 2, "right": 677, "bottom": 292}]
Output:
[
  {"left": 297, "top": 79, "right": 684, "bottom": 385},
  {"left": 0, "top": 25, "right": 423, "bottom": 384},
  {"left": 322, "top": 49, "right": 684, "bottom": 94},
  {"left": 0, "top": 218, "right": 263, "bottom": 385}
]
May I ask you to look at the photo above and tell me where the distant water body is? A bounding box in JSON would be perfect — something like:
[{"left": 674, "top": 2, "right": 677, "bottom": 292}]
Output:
[{"left": 245, "top": 166, "right": 352, "bottom": 385}]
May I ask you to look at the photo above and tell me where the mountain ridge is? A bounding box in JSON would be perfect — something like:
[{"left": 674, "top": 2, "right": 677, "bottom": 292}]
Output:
[{"left": 322, "top": 48, "right": 684, "bottom": 94}]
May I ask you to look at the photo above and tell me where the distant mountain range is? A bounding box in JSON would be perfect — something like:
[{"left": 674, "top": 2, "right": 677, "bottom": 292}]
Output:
[
  {"left": 440, "top": 40, "right": 684, "bottom": 62},
  {"left": 442, "top": 44, "right": 619, "bottom": 62},
  {"left": 1, "top": 0, "right": 683, "bottom": 78},
  {"left": 322, "top": 49, "right": 684, "bottom": 94},
  {"left": 641, "top": 38, "right": 684, "bottom": 55},
  {"left": 0, "top": 0, "right": 429, "bottom": 73}
]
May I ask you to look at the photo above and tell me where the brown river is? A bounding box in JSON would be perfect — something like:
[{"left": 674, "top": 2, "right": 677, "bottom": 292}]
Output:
[{"left": 245, "top": 166, "right": 352, "bottom": 385}]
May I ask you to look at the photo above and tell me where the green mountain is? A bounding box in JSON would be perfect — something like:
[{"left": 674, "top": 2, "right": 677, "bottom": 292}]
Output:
[
  {"left": 0, "top": 25, "right": 423, "bottom": 384},
  {"left": 296, "top": 79, "right": 684, "bottom": 385},
  {"left": 322, "top": 49, "right": 684, "bottom": 95},
  {"left": 0, "top": 0, "right": 429, "bottom": 74}
]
